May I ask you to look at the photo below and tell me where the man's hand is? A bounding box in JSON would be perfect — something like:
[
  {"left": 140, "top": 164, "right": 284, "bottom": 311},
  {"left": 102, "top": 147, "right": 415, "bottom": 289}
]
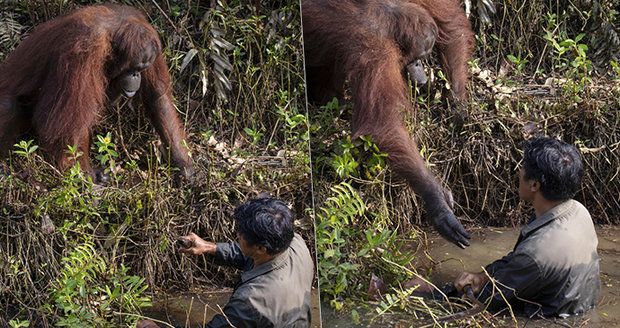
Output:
[
  {"left": 136, "top": 319, "right": 160, "bottom": 328},
  {"left": 453, "top": 271, "right": 489, "bottom": 294},
  {"left": 178, "top": 232, "right": 217, "bottom": 256}
]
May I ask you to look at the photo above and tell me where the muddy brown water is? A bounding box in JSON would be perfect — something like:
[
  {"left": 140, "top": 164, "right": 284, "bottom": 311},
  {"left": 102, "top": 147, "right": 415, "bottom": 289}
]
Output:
[
  {"left": 142, "top": 288, "right": 321, "bottom": 328},
  {"left": 322, "top": 226, "right": 620, "bottom": 328}
]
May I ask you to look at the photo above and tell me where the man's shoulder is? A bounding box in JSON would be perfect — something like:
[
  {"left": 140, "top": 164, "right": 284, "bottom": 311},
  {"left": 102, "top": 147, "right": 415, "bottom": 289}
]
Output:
[
  {"left": 291, "top": 233, "right": 307, "bottom": 247},
  {"left": 292, "top": 232, "right": 305, "bottom": 243},
  {"left": 531, "top": 199, "right": 593, "bottom": 234},
  {"left": 290, "top": 233, "right": 313, "bottom": 263},
  {"left": 517, "top": 199, "right": 598, "bottom": 265},
  {"left": 553, "top": 199, "right": 595, "bottom": 234},
  {"left": 567, "top": 199, "right": 591, "bottom": 218}
]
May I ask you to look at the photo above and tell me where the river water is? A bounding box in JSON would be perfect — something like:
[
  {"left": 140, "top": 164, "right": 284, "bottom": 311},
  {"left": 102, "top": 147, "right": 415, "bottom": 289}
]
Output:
[
  {"left": 142, "top": 227, "right": 619, "bottom": 327},
  {"left": 322, "top": 226, "right": 620, "bottom": 327},
  {"left": 143, "top": 288, "right": 321, "bottom": 328}
]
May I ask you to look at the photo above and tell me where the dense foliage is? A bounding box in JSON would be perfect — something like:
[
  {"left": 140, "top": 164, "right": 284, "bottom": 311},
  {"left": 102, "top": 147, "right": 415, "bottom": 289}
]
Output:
[
  {"left": 310, "top": 0, "right": 619, "bottom": 325},
  {"left": 0, "top": 0, "right": 309, "bottom": 326}
]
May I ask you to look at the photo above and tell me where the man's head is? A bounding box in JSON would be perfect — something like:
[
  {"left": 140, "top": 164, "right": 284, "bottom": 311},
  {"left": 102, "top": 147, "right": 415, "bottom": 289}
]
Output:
[
  {"left": 234, "top": 197, "right": 294, "bottom": 256},
  {"left": 519, "top": 137, "right": 584, "bottom": 202}
]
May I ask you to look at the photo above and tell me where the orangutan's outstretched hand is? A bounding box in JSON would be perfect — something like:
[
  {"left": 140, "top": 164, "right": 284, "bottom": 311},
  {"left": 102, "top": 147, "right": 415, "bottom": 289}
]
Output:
[{"left": 431, "top": 209, "right": 470, "bottom": 249}]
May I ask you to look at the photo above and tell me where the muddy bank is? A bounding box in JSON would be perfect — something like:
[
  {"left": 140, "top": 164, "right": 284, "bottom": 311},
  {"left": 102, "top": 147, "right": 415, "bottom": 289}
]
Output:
[
  {"left": 321, "top": 226, "right": 620, "bottom": 327},
  {"left": 142, "top": 288, "right": 321, "bottom": 328}
]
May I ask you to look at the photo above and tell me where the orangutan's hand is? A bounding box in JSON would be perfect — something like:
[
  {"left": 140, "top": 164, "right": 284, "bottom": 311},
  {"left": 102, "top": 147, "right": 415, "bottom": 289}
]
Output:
[{"left": 431, "top": 209, "right": 471, "bottom": 249}]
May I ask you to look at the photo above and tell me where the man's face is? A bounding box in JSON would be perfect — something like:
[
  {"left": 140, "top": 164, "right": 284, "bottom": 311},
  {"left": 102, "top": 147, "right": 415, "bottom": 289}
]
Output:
[
  {"left": 518, "top": 168, "right": 535, "bottom": 202},
  {"left": 237, "top": 232, "right": 254, "bottom": 257},
  {"left": 237, "top": 232, "right": 266, "bottom": 258}
]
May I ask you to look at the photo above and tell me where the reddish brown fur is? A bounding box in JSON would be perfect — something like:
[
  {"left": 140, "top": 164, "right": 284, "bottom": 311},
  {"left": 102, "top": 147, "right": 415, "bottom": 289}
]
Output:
[
  {"left": 420, "top": 0, "right": 475, "bottom": 100},
  {"left": 303, "top": 0, "right": 474, "bottom": 245},
  {"left": 0, "top": 4, "right": 193, "bottom": 179}
]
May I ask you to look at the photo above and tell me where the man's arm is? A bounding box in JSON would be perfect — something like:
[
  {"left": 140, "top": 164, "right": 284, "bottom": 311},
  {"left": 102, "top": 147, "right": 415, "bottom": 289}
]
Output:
[
  {"left": 453, "top": 251, "right": 519, "bottom": 293},
  {"left": 213, "top": 241, "right": 252, "bottom": 270},
  {"left": 178, "top": 233, "right": 251, "bottom": 270},
  {"left": 477, "top": 253, "right": 542, "bottom": 313},
  {"left": 485, "top": 251, "right": 514, "bottom": 275}
]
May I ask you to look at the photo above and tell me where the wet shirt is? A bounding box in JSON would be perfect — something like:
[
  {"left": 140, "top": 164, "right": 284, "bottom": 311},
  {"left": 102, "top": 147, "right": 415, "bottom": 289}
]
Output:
[
  {"left": 479, "top": 199, "right": 600, "bottom": 317},
  {"left": 205, "top": 233, "right": 315, "bottom": 328}
]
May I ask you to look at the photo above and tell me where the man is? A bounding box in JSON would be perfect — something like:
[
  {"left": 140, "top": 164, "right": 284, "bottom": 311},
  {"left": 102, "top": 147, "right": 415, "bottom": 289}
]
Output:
[
  {"left": 138, "top": 197, "right": 315, "bottom": 327},
  {"left": 454, "top": 136, "right": 600, "bottom": 317}
]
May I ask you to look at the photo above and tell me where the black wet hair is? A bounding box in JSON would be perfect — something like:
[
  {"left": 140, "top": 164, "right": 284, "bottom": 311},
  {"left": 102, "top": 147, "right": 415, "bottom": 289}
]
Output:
[
  {"left": 522, "top": 137, "right": 584, "bottom": 201},
  {"left": 234, "top": 197, "right": 294, "bottom": 255}
]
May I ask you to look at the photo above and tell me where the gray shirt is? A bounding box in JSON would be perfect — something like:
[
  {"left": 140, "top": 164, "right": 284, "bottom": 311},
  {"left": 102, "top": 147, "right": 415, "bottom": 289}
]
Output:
[
  {"left": 480, "top": 199, "right": 600, "bottom": 317},
  {"left": 206, "top": 233, "right": 315, "bottom": 328}
]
